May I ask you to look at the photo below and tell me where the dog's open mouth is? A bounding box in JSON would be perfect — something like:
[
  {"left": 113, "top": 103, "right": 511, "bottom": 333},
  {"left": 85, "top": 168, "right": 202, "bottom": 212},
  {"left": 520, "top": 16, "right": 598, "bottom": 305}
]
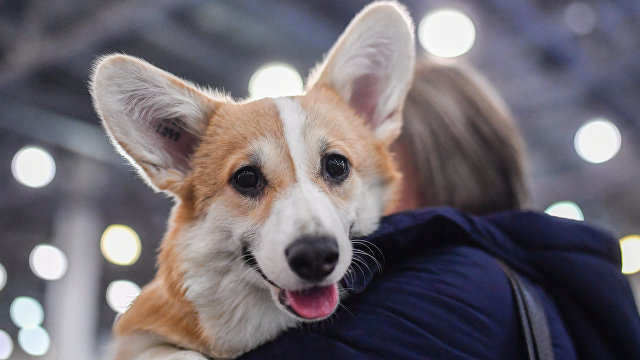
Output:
[
  {"left": 243, "top": 246, "right": 339, "bottom": 319},
  {"left": 277, "top": 284, "right": 338, "bottom": 319}
]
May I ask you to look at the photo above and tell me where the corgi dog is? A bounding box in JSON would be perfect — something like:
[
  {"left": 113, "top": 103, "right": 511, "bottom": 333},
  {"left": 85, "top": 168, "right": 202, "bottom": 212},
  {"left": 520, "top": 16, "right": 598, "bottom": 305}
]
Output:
[{"left": 91, "top": 2, "right": 415, "bottom": 359}]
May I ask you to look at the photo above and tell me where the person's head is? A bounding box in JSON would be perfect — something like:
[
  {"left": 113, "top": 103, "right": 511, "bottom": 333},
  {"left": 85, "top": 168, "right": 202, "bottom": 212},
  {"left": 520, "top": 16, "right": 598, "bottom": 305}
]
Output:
[{"left": 392, "top": 58, "right": 528, "bottom": 215}]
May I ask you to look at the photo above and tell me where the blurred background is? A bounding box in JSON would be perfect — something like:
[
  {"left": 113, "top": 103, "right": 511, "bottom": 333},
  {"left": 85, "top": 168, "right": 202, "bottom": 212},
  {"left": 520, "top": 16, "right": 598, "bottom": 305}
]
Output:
[{"left": 0, "top": 0, "right": 639, "bottom": 358}]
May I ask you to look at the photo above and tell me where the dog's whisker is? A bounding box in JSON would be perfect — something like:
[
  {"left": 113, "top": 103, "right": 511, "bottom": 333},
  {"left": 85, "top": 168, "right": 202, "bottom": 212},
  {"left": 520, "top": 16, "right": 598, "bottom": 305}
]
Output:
[
  {"left": 239, "top": 267, "right": 259, "bottom": 280},
  {"left": 352, "top": 249, "right": 383, "bottom": 273},
  {"left": 346, "top": 262, "right": 358, "bottom": 278},
  {"left": 342, "top": 268, "right": 352, "bottom": 284},
  {"left": 350, "top": 260, "right": 367, "bottom": 280},
  {"left": 352, "top": 242, "right": 385, "bottom": 273},
  {"left": 352, "top": 239, "right": 386, "bottom": 266},
  {"left": 342, "top": 268, "right": 356, "bottom": 288},
  {"left": 352, "top": 257, "right": 374, "bottom": 278},
  {"left": 337, "top": 302, "right": 355, "bottom": 318}
]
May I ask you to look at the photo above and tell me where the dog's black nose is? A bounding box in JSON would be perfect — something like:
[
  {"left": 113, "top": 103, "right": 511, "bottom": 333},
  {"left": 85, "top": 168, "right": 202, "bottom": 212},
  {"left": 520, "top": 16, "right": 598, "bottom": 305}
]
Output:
[{"left": 286, "top": 235, "right": 339, "bottom": 282}]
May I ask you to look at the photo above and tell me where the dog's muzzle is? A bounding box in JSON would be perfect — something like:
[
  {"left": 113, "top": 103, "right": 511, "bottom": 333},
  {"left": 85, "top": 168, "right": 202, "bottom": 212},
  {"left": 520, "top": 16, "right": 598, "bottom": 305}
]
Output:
[
  {"left": 242, "top": 240, "right": 340, "bottom": 320},
  {"left": 285, "top": 235, "right": 339, "bottom": 282}
]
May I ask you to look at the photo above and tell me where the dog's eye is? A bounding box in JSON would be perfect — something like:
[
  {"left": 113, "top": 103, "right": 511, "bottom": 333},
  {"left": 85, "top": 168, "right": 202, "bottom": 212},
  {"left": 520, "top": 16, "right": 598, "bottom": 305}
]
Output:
[
  {"left": 232, "top": 166, "right": 265, "bottom": 197},
  {"left": 322, "top": 154, "right": 349, "bottom": 184}
]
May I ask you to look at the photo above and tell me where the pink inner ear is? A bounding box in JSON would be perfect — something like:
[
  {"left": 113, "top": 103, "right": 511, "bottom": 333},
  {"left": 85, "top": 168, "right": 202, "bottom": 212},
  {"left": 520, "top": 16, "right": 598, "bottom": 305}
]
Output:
[
  {"left": 151, "top": 118, "right": 199, "bottom": 173},
  {"left": 349, "top": 74, "right": 381, "bottom": 128}
]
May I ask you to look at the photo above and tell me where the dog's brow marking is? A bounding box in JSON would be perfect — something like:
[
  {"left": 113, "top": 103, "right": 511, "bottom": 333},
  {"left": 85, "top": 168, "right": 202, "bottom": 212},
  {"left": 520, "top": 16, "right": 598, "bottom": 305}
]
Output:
[{"left": 273, "top": 97, "right": 308, "bottom": 182}]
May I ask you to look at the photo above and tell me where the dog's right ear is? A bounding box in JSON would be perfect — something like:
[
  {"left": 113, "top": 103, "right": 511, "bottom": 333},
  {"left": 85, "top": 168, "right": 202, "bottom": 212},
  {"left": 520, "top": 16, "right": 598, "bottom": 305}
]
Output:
[
  {"left": 307, "top": 2, "right": 415, "bottom": 146},
  {"left": 91, "top": 54, "right": 218, "bottom": 194}
]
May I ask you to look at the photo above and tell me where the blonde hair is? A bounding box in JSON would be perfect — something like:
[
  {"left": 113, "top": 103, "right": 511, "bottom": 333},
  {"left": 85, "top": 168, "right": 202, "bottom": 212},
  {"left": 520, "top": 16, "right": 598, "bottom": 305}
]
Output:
[{"left": 394, "top": 58, "right": 528, "bottom": 214}]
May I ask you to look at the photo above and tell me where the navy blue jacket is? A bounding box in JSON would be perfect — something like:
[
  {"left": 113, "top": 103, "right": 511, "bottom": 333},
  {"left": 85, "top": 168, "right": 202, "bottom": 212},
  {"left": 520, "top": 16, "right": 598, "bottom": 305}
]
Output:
[{"left": 240, "top": 208, "right": 640, "bottom": 359}]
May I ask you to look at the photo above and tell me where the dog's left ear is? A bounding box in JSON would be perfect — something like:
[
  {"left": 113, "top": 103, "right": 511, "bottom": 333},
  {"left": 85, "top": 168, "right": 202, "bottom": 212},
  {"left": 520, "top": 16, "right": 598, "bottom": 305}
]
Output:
[
  {"left": 91, "top": 54, "right": 219, "bottom": 194},
  {"left": 308, "top": 2, "right": 415, "bottom": 145}
]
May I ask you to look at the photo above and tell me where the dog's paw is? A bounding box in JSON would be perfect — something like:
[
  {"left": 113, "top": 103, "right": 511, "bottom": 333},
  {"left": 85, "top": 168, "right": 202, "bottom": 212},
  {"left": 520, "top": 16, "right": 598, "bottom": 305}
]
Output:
[
  {"left": 164, "top": 350, "right": 208, "bottom": 360},
  {"left": 133, "top": 345, "right": 208, "bottom": 360}
]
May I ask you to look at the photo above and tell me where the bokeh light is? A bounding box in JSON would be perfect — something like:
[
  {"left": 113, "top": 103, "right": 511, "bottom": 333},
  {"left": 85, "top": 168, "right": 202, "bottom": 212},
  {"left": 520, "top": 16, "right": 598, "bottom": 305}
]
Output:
[
  {"left": 564, "top": 2, "right": 597, "bottom": 36},
  {"left": 106, "top": 280, "right": 141, "bottom": 314},
  {"left": 248, "top": 62, "right": 303, "bottom": 99},
  {"left": 620, "top": 235, "right": 640, "bottom": 275},
  {"left": 10, "top": 297, "right": 44, "bottom": 329},
  {"left": 0, "top": 263, "right": 6, "bottom": 292},
  {"left": 574, "top": 118, "right": 621, "bottom": 164},
  {"left": 418, "top": 9, "right": 476, "bottom": 58},
  {"left": 29, "top": 244, "right": 68, "bottom": 281},
  {"left": 101, "top": 225, "right": 142, "bottom": 266},
  {"left": 544, "top": 201, "right": 584, "bottom": 221},
  {"left": 0, "top": 330, "right": 13, "bottom": 360},
  {"left": 11, "top": 146, "right": 56, "bottom": 188},
  {"left": 18, "top": 327, "right": 50, "bottom": 356}
]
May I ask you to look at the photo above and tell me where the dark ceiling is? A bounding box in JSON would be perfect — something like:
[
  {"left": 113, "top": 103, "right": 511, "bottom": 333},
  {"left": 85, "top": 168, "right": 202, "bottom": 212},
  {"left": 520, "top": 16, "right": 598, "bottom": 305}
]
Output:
[{"left": 0, "top": 0, "right": 639, "bottom": 359}]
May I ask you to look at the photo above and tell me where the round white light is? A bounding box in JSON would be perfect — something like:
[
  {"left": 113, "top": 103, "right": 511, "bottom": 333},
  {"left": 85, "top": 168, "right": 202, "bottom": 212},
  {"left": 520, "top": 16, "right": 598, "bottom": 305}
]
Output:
[
  {"left": 620, "top": 235, "right": 640, "bottom": 275},
  {"left": 101, "top": 225, "right": 142, "bottom": 266},
  {"left": 106, "top": 280, "right": 141, "bottom": 314},
  {"left": 544, "top": 201, "right": 584, "bottom": 221},
  {"left": 18, "top": 327, "right": 50, "bottom": 357},
  {"left": 11, "top": 146, "right": 56, "bottom": 188},
  {"left": 418, "top": 9, "right": 476, "bottom": 58},
  {"left": 248, "top": 63, "right": 303, "bottom": 99},
  {"left": 10, "top": 297, "right": 44, "bottom": 329},
  {"left": 29, "top": 244, "right": 68, "bottom": 281},
  {"left": 564, "top": 2, "right": 597, "bottom": 36},
  {"left": 0, "top": 263, "right": 6, "bottom": 292},
  {"left": 0, "top": 330, "right": 13, "bottom": 360},
  {"left": 574, "top": 119, "right": 621, "bottom": 164}
]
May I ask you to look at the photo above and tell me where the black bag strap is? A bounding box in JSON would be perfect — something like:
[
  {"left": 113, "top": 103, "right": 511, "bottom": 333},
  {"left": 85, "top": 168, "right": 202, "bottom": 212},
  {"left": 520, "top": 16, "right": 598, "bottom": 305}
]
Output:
[{"left": 497, "top": 260, "right": 555, "bottom": 360}]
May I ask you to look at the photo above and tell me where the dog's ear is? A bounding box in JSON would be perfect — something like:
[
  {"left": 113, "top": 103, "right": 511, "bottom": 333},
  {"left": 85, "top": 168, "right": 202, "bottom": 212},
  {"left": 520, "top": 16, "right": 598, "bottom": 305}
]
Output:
[
  {"left": 91, "top": 54, "right": 218, "bottom": 194},
  {"left": 308, "top": 2, "right": 415, "bottom": 145}
]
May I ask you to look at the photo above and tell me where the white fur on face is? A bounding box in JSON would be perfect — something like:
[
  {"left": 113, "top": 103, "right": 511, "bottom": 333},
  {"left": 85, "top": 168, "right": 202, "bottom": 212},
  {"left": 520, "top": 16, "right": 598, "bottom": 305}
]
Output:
[
  {"left": 257, "top": 182, "right": 352, "bottom": 290},
  {"left": 253, "top": 97, "right": 352, "bottom": 290},
  {"left": 177, "top": 202, "right": 297, "bottom": 357}
]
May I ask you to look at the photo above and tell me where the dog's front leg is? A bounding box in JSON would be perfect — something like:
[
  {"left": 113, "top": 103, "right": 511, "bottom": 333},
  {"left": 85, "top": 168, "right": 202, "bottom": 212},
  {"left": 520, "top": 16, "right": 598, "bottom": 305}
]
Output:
[
  {"left": 130, "top": 344, "right": 208, "bottom": 360},
  {"left": 109, "top": 333, "right": 210, "bottom": 360}
]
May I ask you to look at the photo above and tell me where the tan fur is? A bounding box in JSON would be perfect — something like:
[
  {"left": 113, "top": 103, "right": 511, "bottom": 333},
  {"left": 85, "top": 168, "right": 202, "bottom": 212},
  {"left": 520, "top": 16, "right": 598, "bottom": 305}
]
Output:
[
  {"left": 189, "top": 99, "right": 295, "bottom": 223},
  {"left": 298, "top": 86, "right": 401, "bottom": 214},
  {"left": 113, "top": 88, "right": 401, "bottom": 355},
  {"left": 112, "top": 99, "right": 293, "bottom": 355},
  {"left": 93, "top": 3, "right": 414, "bottom": 358},
  {"left": 114, "top": 200, "right": 206, "bottom": 353}
]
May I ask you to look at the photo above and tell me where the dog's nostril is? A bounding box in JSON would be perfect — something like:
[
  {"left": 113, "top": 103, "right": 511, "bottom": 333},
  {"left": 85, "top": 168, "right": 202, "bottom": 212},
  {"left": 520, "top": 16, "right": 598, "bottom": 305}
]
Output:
[
  {"left": 321, "top": 252, "right": 339, "bottom": 272},
  {"left": 286, "top": 235, "right": 339, "bottom": 282}
]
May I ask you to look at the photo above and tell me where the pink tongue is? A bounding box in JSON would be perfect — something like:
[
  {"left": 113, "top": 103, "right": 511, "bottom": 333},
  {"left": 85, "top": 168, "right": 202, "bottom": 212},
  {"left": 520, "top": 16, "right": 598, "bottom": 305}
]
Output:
[{"left": 285, "top": 284, "right": 339, "bottom": 319}]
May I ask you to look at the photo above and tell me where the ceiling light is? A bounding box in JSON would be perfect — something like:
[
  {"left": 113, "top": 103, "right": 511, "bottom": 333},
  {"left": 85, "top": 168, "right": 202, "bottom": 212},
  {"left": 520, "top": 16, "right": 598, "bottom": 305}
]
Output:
[
  {"left": 18, "top": 327, "right": 50, "bottom": 357},
  {"left": 11, "top": 146, "right": 56, "bottom": 188},
  {"left": 29, "top": 244, "right": 68, "bottom": 281},
  {"left": 249, "top": 63, "right": 303, "bottom": 99},
  {"left": 101, "top": 225, "right": 141, "bottom": 266},
  {"left": 10, "top": 297, "right": 44, "bottom": 329},
  {"left": 544, "top": 201, "right": 584, "bottom": 221},
  {"left": 0, "top": 263, "right": 6, "bottom": 292},
  {"left": 418, "top": 9, "right": 476, "bottom": 58},
  {"left": 620, "top": 235, "right": 640, "bottom": 275},
  {"left": 574, "top": 118, "right": 621, "bottom": 164},
  {"left": 106, "top": 280, "right": 141, "bottom": 314},
  {"left": 564, "top": 2, "right": 597, "bottom": 36},
  {"left": 0, "top": 330, "right": 13, "bottom": 360}
]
